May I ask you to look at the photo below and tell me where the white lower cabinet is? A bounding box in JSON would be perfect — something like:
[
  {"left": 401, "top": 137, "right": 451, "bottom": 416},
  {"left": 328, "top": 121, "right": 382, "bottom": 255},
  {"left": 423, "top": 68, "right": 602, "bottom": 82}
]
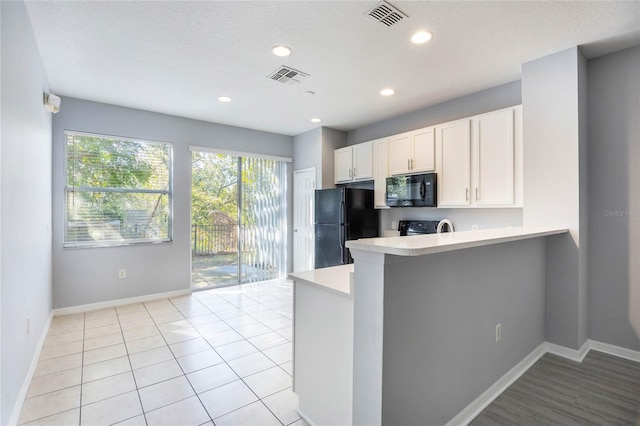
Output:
[{"left": 373, "top": 138, "right": 389, "bottom": 208}]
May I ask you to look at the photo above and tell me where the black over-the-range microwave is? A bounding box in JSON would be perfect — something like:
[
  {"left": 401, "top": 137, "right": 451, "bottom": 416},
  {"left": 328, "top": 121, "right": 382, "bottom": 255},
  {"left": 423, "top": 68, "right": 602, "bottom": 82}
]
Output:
[{"left": 386, "top": 172, "right": 437, "bottom": 207}]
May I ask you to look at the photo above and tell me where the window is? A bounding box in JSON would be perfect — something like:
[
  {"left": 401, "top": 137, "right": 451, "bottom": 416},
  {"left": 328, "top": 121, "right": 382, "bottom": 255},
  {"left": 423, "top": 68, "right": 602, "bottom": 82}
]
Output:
[{"left": 64, "top": 131, "right": 173, "bottom": 248}]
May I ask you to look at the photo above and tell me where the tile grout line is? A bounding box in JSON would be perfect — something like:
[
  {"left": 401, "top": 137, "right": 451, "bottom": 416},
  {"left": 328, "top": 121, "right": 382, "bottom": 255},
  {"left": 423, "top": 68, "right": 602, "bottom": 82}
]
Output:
[
  {"left": 172, "top": 290, "right": 289, "bottom": 425},
  {"left": 19, "top": 282, "right": 300, "bottom": 426},
  {"left": 164, "top": 295, "right": 216, "bottom": 424},
  {"left": 79, "top": 312, "right": 86, "bottom": 426},
  {"left": 197, "top": 290, "right": 292, "bottom": 425},
  {"left": 116, "top": 305, "right": 150, "bottom": 426}
]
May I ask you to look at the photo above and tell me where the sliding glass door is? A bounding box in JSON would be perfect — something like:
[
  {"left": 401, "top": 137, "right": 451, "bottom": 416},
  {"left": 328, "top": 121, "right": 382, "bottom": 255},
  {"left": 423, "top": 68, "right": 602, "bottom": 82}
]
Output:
[{"left": 191, "top": 150, "right": 287, "bottom": 289}]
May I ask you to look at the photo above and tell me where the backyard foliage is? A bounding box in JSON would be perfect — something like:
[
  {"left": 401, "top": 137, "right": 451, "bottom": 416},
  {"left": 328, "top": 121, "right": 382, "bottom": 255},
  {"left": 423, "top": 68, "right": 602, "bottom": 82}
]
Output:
[
  {"left": 65, "top": 134, "right": 171, "bottom": 244},
  {"left": 191, "top": 151, "right": 238, "bottom": 225}
]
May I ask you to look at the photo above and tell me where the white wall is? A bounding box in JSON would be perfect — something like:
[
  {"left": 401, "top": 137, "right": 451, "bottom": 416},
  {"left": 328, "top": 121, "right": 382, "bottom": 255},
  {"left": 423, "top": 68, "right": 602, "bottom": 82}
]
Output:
[
  {"left": 521, "top": 47, "right": 589, "bottom": 350},
  {"left": 52, "top": 98, "right": 293, "bottom": 308},
  {"left": 1, "top": 1, "right": 53, "bottom": 423}
]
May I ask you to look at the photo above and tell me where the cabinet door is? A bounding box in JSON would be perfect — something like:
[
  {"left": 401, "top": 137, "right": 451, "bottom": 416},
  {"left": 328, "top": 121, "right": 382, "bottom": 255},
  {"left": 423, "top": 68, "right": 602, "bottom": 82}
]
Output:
[
  {"left": 373, "top": 139, "right": 389, "bottom": 208},
  {"left": 388, "top": 133, "right": 412, "bottom": 175},
  {"left": 473, "top": 109, "right": 514, "bottom": 206},
  {"left": 436, "top": 120, "right": 471, "bottom": 207},
  {"left": 334, "top": 147, "right": 353, "bottom": 183},
  {"left": 353, "top": 141, "right": 373, "bottom": 181},
  {"left": 412, "top": 127, "right": 435, "bottom": 172}
]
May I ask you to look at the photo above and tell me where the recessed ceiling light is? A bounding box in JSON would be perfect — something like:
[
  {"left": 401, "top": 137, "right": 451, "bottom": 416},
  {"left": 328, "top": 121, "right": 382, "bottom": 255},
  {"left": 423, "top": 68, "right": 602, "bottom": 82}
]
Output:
[
  {"left": 272, "top": 45, "right": 292, "bottom": 57},
  {"left": 218, "top": 96, "right": 231, "bottom": 103},
  {"left": 411, "top": 31, "right": 433, "bottom": 44},
  {"left": 380, "top": 88, "right": 396, "bottom": 96},
  {"left": 310, "top": 118, "right": 321, "bottom": 123}
]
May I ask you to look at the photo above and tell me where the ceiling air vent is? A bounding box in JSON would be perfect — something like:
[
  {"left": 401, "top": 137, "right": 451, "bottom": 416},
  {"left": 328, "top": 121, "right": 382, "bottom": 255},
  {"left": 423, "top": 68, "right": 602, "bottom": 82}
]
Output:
[
  {"left": 366, "top": 1, "right": 407, "bottom": 27},
  {"left": 267, "top": 66, "right": 309, "bottom": 86}
]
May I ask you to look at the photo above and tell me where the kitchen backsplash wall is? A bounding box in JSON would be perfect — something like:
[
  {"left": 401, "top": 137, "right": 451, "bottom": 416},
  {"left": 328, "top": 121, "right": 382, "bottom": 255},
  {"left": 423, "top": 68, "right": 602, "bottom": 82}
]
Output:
[{"left": 381, "top": 208, "right": 523, "bottom": 233}]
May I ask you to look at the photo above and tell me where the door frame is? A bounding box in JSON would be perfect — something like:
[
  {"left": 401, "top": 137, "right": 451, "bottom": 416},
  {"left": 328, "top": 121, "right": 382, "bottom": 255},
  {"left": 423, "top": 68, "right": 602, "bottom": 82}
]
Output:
[{"left": 294, "top": 167, "right": 317, "bottom": 272}]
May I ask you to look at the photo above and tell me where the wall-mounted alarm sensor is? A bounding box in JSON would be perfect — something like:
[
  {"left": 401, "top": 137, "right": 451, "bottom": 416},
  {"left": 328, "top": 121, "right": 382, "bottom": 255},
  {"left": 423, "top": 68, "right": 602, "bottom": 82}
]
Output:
[{"left": 44, "top": 93, "right": 61, "bottom": 113}]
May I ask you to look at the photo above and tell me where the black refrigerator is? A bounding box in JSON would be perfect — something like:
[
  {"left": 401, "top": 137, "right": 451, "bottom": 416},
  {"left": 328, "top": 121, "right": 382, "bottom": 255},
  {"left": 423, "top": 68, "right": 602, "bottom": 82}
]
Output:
[{"left": 314, "top": 188, "right": 379, "bottom": 269}]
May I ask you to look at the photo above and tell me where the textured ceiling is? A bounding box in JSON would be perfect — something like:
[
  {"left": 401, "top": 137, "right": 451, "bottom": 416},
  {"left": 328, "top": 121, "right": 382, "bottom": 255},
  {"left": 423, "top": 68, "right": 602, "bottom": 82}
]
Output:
[{"left": 24, "top": 1, "right": 640, "bottom": 136}]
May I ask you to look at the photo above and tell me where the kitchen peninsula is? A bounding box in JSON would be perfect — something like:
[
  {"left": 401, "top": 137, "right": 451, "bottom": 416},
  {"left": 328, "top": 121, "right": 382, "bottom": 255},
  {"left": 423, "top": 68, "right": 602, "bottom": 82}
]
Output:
[{"left": 290, "top": 226, "right": 567, "bottom": 426}]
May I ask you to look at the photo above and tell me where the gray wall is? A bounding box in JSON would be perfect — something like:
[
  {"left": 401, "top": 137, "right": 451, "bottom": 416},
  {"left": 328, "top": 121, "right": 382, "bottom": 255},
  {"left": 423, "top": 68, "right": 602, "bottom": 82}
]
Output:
[
  {"left": 1, "top": 1, "right": 53, "bottom": 423},
  {"left": 292, "top": 126, "right": 346, "bottom": 190},
  {"left": 381, "top": 239, "right": 546, "bottom": 425},
  {"left": 347, "top": 80, "right": 521, "bottom": 145},
  {"left": 521, "top": 47, "right": 589, "bottom": 350},
  {"left": 293, "top": 127, "right": 322, "bottom": 183},
  {"left": 320, "top": 127, "right": 347, "bottom": 189},
  {"left": 52, "top": 98, "right": 293, "bottom": 308},
  {"left": 588, "top": 46, "right": 640, "bottom": 350}
]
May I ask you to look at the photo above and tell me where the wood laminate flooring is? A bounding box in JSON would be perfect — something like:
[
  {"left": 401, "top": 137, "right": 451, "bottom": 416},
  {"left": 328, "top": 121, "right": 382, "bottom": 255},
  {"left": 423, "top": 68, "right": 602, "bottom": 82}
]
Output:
[{"left": 470, "top": 351, "right": 640, "bottom": 426}]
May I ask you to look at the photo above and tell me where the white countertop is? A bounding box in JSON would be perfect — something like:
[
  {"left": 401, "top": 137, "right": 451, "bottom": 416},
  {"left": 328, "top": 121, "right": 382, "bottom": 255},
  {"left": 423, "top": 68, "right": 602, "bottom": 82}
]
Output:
[
  {"left": 289, "top": 264, "right": 354, "bottom": 295},
  {"left": 345, "top": 226, "right": 567, "bottom": 257}
]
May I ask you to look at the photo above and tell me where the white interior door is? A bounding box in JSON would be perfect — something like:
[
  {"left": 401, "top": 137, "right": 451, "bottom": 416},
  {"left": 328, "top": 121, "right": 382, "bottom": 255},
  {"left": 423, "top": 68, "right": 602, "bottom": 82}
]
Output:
[{"left": 294, "top": 168, "right": 316, "bottom": 272}]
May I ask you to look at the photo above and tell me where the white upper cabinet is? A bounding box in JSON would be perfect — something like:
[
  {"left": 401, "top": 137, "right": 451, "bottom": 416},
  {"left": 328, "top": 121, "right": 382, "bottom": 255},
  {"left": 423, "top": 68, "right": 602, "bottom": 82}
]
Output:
[
  {"left": 353, "top": 142, "right": 373, "bottom": 181},
  {"left": 472, "top": 108, "right": 515, "bottom": 206},
  {"left": 373, "top": 138, "right": 390, "bottom": 209},
  {"left": 388, "top": 133, "right": 411, "bottom": 175},
  {"left": 389, "top": 127, "right": 435, "bottom": 175},
  {"left": 435, "top": 106, "right": 522, "bottom": 208},
  {"left": 334, "top": 141, "right": 373, "bottom": 184},
  {"left": 334, "top": 147, "right": 353, "bottom": 183},
  {"left": 436, "top": 119, "right": 472, "bottom": 207},
  {"left": 412, "top": 128, "right": 436, "bottom": 172}
]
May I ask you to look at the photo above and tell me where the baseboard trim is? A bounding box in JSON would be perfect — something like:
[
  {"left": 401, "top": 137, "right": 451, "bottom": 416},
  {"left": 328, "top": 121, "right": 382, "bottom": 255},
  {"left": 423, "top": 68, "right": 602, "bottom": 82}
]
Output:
[
  {"left": 445, "top": 342, "right": 546, "bottom": 426},
  {"left": 8, "top": 312, "right": 53, "bottom": 426},
  {"left": 52, "top": 289, "right": 192, "bottom": 316},
  {"left": 587, "top": 339, "right": 640, "bottom": 363},
  {"left": 450, "top": 339, "right": 640, "bottom": 426},
  {"left": 545, "top": 340, "right": 590, "bottom": 362},
  {"left": 297, "top": 409, "right": 317, "bottom": 426}
]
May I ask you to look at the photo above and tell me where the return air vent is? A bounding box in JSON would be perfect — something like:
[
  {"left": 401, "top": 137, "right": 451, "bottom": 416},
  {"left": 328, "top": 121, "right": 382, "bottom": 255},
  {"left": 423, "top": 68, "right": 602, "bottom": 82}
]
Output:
[
  {"left": 366, "top": 1, "right": 407, "bottom": 27},
  {"left": 267, "top": 66, "right": 309, "bottom": 86}
]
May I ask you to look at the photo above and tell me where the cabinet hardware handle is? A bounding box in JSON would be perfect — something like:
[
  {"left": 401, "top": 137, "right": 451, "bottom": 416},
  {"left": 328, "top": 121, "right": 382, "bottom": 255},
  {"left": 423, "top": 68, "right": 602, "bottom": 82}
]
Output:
[
  {"left": 349, "top": 168, "right": 352, "bottom": 177},
  {"left": 466, "top": 188, "right": 469, "bottom": 201},
  {"left": 411, "top": 158, "right": 414, "bottom": 169},
  {"left": 353, "top": 168, "right": 357, "bottom": 177},
  {"left": 408, "top": 158, "right": 410, "bottom": 170},
  {"left": 476, "top": 187, "right": 479, "bottom": 201}
]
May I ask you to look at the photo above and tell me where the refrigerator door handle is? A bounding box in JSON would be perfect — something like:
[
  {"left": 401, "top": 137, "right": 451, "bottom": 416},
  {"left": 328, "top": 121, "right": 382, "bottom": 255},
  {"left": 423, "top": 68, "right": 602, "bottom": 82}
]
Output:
[{"left": 340, "top": 200, "right": 345, "bottom": 225}]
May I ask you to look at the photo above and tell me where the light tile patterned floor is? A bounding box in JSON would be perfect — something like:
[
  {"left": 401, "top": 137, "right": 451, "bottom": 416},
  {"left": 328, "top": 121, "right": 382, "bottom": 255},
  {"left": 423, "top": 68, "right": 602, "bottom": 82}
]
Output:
[{"left": 18, "top": 279, "right": 309, "bottom": 426}]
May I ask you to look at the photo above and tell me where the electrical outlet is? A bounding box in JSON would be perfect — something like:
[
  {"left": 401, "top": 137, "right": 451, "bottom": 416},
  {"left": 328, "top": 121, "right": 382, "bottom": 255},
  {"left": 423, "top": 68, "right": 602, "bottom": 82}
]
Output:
[
  {"left": 119, "top": 269, "right": 127, "bottom": 279},
  {"left": 472, "top": 225, "right": 479, "bottom": 231},
  {"left": 496, "top": 323, "right": 502, "bottom": 342},
  {"left": 391, "top": 221, "right": 397, "bottom": 230}
]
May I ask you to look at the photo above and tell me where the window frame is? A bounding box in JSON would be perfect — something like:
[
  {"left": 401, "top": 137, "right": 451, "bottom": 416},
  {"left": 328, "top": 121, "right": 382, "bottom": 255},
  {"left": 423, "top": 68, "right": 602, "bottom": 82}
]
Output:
[{"left": 63, "top": 130, "right": 174, "bottom": 249}]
